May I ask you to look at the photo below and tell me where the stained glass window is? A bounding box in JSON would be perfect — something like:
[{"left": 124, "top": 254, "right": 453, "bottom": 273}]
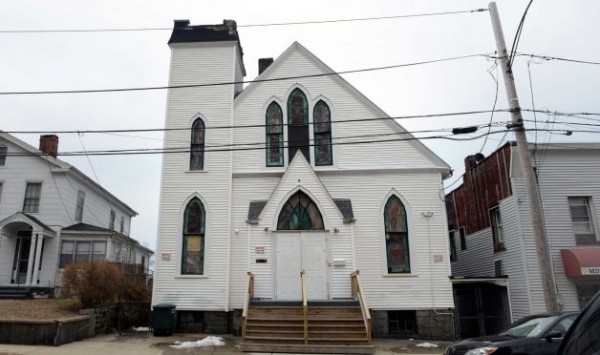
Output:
[
  {"left": 384, "top": 195, "right": 410, "bottom": 273},
  {"left": 277, "top": 191, "right": 324, "bottom": 230},
  {"left": 287, "top": 89, "right": 309, "bottom": 163},
  {"left": 182, "top": 198, "right": 205, "bottom": 275},
  {"left": 266, "top": 102, "right": 284, "bottom": 167},
  {"left": 313, "top": 100, "right": 332, "bottom": 165},
  {"left": 190, "top": 119, "right": 205, "bottom": 170}
]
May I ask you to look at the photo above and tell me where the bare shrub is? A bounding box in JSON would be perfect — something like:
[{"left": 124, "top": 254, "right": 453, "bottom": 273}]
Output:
[{"left": 62, "top": 262, "right": 123, "bottom": 308}]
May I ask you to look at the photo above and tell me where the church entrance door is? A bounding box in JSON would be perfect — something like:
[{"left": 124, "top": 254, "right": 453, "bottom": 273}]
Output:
[{"left": 275, "top": 232, "right": 328, "bottom": 300}]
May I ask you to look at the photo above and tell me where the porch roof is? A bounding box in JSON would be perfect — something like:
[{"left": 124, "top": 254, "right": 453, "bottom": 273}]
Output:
[{"left": 0, "top": 212, "right": 56, "bottom": 236}]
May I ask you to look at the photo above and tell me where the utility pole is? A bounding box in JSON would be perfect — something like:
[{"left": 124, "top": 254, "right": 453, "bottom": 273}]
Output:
[{"left": 488, "top": 2, "right": 558, "bottom": 312}]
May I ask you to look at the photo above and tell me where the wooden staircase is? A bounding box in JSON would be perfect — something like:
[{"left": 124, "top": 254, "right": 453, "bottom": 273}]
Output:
[{"left": 240, "top": 271, "right": 375, "bottom": 354}]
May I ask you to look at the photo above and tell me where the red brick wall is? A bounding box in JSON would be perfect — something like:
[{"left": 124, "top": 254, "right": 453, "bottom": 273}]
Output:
[{"left": 446, "top": 143, "right": 513, "bottom": 234}]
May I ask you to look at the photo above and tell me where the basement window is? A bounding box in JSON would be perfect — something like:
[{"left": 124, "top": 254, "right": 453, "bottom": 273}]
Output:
[{"left": 388, "top": 311, "right": 417, "bottom": 337}]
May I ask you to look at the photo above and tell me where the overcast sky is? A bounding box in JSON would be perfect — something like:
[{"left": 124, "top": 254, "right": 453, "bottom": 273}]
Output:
[{"left": 1, "top": 0, "right": 599, "bottom": 250}]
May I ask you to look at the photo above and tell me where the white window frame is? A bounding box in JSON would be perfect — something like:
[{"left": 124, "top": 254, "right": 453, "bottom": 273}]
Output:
[
  {"left": 568, "top": 196, "right": 597, "bottom": 242},
  {"left": 23, "top": 182, "right": 42, "bottom": 213},
  {"left": 490, "top": 206, "right": 505, "bottom": 251},
  {"left": 59, "top": 240, "right": 107, "bottom": 268}
]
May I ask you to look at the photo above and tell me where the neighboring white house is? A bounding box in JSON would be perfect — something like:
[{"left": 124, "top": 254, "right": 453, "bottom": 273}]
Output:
[
  {"left": 0, "top": 132, "right": 152, "bottom": 297},
  {"left": 152, "top": 20, "right": 455, "bottom": 338},
  {"left": 447, "top": 142, "right": 600, "bottom": 328}
]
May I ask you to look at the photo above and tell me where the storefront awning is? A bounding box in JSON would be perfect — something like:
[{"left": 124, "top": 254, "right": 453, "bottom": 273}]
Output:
[{"left": 561, "top": 248, "right": 600, "bottom": 277}]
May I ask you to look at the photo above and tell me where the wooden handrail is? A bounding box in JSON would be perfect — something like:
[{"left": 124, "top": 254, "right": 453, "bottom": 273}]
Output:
[
  {"left": 301, "top": 270, "right": 308, "bottom": 345},
  {"left": 351, "top": 270, "right": 372, "bottom": 344},
  {"left": 241, "top": 272, "right": 254, "bottom": 340}
]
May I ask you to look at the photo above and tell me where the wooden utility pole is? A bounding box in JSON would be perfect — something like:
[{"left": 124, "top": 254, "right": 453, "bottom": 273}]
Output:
[{"left": 488, "top": 2, "right": 558, "bottom": 312}]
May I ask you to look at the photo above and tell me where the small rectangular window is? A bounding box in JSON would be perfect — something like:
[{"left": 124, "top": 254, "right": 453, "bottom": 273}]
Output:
[
  {"left": 568, "top": 197, "right": 597, "bottom": 244},
  {"left": 490, "top": 207, "right": 505, "bottom": 251},
  {"left": 75, "top": 241, "right": 91, "bottom": 262},
  {"left": 59, "top": 241, "right": 74, "bottom": 268},
  {"left": 23, "top": 182, "right": 42, "bottom": 213},
  {"left": 0, "top": 145, "right": 6, "bottom": 166},
  {"left": 114, "top": 241, "right": 122, "bottom": 262},
  {"left": 120, "top": 217, "right": 125, "bottom": 234},
  {"left": 109, "top": 210, "right": 115, "bottom": 231},
  {"left": 449, "top": 231, "right": 457, "bottom": 262},
  {"left": 0, "top": 182, "right": 3, "bottom": 205},
  {"left": 495, "top": 260, "right": 503, "bottom": 277},
  {"left": 75, "top": 191, "right": 85, "bottom": 221},
  {"left": 460, "top": 227, "right": 467, "bottom": 250}
]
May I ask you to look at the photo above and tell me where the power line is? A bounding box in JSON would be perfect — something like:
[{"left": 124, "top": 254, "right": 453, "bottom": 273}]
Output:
[
  {"left": 3, "top": 128, "right": 590, "bottom": 157},
  {"left": 479, "top": 57, "right": 499, "bottom": 153},
  {"left": 1, "top": 109, "right": 510, "bottom": 134},
  {"left": 508, "top": 0, "right": 534, "bottom": 68},
  {"left": 0, "top": 8, "right": 488, "bottom": 34},
  {"left": 0, "top": 54, "right": 491, "bottom": 95},
  {"left": 517, "top": 53, "right": 600, "bottom": 66}
]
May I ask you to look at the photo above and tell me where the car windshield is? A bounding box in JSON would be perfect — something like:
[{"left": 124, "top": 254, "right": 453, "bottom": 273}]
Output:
[{"left": 500, "top": 316, "right": 559, "bottom": 338}]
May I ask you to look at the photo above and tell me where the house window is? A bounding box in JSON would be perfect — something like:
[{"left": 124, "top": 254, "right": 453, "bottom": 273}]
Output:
[
  {"left": 120, "top": 217, "right": 125, "bottom": 234},
  {"left": 23, "top": 182, "right": 42, "bottom": 213},
  {"left": 460, "top": 227, "right": 467, "bottom": 250},
  {"left": 277, "top": 191, "right": 324, "bottom": 230},
  {"left": 182, "top": 198, "right": 205, "bottom": 275},
  {"left": 0, "top": 145, "right": 6, "bottom": 166},
  {"left": 109, "top": 210, "right": 115, "bottom": 231},
  {"left": 490, "top": 207, "right": 505, "bottom": 251},
  {"left": 287, "top": 88, "right": 309, "bottom": 163},
  {"left": 59, "top": 241, "right": 107, "bottom": 267},
  {"left": 384, "top": 195, "right": 410, "bottom": 273},
  {"left": 114, "top": 241, "right": 122, "bottom": 262},
  {"left": 568, "top": 197, "right": 597, "bottom": 244},
  {"left": 75, "top": 191, "right": 85, "bottom": 221},
  {"left": 449, "top": 231, "right": 457, "bottom": 262},
  {"left": 190, "top": 118, "right": 205, "bottom": 170},
  {"left": 313, "top": 100, "right": 332, "bottom": 166}
]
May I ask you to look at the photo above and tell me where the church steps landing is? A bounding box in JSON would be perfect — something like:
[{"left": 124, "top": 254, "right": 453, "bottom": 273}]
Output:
[{"left": 241, "top": 301, "right": 374, "bottom": 354}]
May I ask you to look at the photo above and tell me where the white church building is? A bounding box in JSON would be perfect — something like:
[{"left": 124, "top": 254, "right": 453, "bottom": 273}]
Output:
[{"left": 152, "top": 20, "right": 455, "bottom": 343}]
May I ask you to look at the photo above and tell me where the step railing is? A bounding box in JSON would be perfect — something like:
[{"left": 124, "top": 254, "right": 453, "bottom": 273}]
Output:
[
  {"left": 351, "top": 270, "right": 372, "bottom": 344},
  {"left": 241, "top": 272, "right": 254, "bottom": 341},
  {"left": 300, "top": 270, "right": 308, "bottom": 344}
]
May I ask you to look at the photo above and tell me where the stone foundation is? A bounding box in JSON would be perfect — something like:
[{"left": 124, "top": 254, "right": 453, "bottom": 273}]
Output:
[{"left": 371, "top": 309, "right": 455, "bottom": 340}]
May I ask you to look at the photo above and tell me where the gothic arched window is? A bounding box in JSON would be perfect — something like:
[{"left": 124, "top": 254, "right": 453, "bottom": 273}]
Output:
[
  {"left": 384, "top": 195, "right": 410, "bottom": 273},
  {"left": 277, "top": 191, "right": 324, "bottom": 230},
  {"left": 313, "top": 100, "right": 332, "bottom": 165},
  {"left": 190, "top": 118, "right": 205, "bottom": 170},
  {"left": 266, "top": 102, "right": 284, "bottom": 167},
  {"left": 287, "top": 88, "right": 309, "bottom": 163},
  {"left": 182, "top": 198, "right": 205, "bottom": 275}
]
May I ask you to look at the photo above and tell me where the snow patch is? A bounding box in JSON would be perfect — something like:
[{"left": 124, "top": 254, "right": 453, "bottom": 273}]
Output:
[
  {"left": 416, "top": 342, "right": 439, "bottom": 348},
  {"left": 170, "top": 336, "right": 225, "bottom": 349},
  {"left": 131, "top": 327, "right": 150, "bottom": 332}
]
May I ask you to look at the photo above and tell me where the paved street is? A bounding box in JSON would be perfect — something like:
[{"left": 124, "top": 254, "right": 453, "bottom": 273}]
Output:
[{"left": 0, "top": 333, "right": 448, "bottom": 355}]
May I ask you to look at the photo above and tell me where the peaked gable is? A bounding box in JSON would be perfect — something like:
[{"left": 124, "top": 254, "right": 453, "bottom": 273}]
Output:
[
  {"left": 235, "top": 42, "right": 450, "bottom": 173},
  {"left": 256, "top": 152, "right": 345, "bottom": 229}
]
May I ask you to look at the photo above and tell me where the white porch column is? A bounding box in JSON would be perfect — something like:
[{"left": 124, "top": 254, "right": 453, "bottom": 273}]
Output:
[
  {"left": 25, "top": 233, "right": 38, "bottom": 285},
  {"left": 31, "top": 233, "right": 44, "bottom": 285}
]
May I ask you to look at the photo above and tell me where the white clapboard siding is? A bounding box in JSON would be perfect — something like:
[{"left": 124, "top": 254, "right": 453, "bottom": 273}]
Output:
[{"left": 451, "top": 228, "right": 495, "bottom": 277}]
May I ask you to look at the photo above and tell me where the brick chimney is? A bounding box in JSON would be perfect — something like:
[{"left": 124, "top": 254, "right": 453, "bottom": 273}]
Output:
[
  {"left": 39, "top": 134, "right": 59, "bottom": 157},
  {"left": 258, "top": 58, "right": 274, "bottom": 75}
]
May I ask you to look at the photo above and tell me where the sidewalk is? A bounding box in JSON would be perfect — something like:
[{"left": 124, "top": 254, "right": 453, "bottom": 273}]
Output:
[{"left": 0, "top": 333, "right": 448, "bottom": 355}]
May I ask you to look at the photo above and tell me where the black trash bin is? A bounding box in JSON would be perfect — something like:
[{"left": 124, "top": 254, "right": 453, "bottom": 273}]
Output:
[{"left": 152, "top": 303, "right": 176, "bottom": 336}]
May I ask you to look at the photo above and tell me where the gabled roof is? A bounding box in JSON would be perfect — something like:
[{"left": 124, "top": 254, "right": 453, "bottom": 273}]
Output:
[
  {"left": 235, "top": 42, "right": 451, "bottom": 175},
  {"left": 0, "top": 132, "right": 137, "bottom": 216},
  {"left": 62, "top": 222, "right": 154, "bottom": 254},
  {"left": 0, "top": 212, "right": 55, "bottom": 235}
]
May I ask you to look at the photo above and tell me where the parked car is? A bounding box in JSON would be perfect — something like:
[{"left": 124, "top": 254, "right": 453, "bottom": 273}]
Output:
[
  {"left": 445, "top": 312, "right": 579, "bottom": 355},
  {"left": 557, "top": 291, "right": 600, "bottom": 355}
]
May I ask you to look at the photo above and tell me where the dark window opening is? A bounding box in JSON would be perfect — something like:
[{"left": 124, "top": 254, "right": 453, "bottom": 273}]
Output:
[
  {"left": 449, "top": 231, "right": 457, "bottom": 262},
  {"left": 287, "top": 88, "right": 309, "bottom": 163},
  {"left": 190, "top": 118, "right": 205, "bottom": 170},
  {"left": 494, "top": 260, "right": 503, "bottom": 277},
  {"left": 266, "top": 102, "right": 284, "bottom": 167},
  {"left": 313, "top": 100, "right": 332, "bottom": 165},
  {"left": 177, "top": 311, "right": 204, "bottom": 333},
  {"left": 388, "top": 311, "right": 417, "bottom": 337},
  {"left": 459, "top": 227, "right": 467, "bottom": 250}
]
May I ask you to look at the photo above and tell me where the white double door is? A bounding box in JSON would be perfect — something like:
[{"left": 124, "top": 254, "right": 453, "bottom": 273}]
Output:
[{"left": 275, "top": 232, "right": 328, "bottom": 301}]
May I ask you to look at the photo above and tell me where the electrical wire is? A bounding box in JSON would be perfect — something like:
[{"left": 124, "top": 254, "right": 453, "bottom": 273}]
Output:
[
  {"left": 517, "top": 53, "right": 600, "bottom": 66},
  {"left": 479, "top": 57, "right": 499, "bottom": 153},
  {"left": 0, "top": 54, "right": 491, "bottom": 95},
  {"left": 0, "top": 8, "right": 489, "bottom": 34},
  {"left": 508, "top": 0, "right": 534, "bottom": 68}
]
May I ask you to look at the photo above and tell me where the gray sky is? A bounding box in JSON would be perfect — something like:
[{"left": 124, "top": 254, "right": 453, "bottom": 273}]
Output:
[{"left": 1, "top": 0, "right": 599, "bottom": 250}]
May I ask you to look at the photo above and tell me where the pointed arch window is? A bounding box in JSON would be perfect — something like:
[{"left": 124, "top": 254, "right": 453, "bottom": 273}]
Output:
[
  {"left": 287, "top": 88, "right": 309, "bottom": 163},
  {"left": 190, "top": 118, "right": 205, "bottom": 170},
  {"left": 277, "top": 191, "right": 324, "bottom": 230},
  {"left": 313, "top": 100, "right": 332, "bottom": 165},
  {"left": 182, "top": 198, "right": 205, "bottom": 275},
  {"left": 266, "top": 102, "right": 284, "bottom": 167},
  {"left": 384, "top": 195, "right": 410, "bottom": 273}
]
